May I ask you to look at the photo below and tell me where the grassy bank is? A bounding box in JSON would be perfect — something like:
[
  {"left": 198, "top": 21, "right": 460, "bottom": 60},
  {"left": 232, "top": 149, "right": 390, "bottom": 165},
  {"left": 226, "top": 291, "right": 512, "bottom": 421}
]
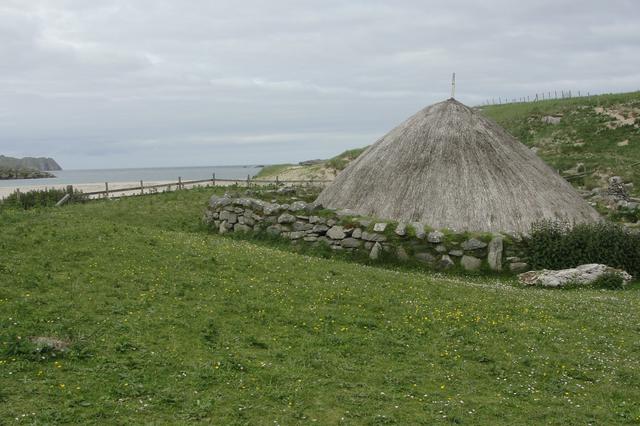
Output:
[
  {"left": 1, "top": 188, "right": 640, "bottom": 424},
  {"left": 254, "top": 148, "right": 366, "bottom": 181},
  {"left": 481, "top": 91, "right": 640, "bottom": 194},
  {"left": 254, "top": 164, "right": 294, "bottom": 179}
]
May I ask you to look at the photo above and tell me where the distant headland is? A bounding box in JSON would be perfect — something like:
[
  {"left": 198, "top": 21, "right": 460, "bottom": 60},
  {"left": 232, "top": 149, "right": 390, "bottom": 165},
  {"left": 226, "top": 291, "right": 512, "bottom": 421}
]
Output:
[
  {"left": 0, "top": 155, "right": 61, "bottom": 180},
  {"left": 0, "top": 155, "right": 62, "bottom": 171}
]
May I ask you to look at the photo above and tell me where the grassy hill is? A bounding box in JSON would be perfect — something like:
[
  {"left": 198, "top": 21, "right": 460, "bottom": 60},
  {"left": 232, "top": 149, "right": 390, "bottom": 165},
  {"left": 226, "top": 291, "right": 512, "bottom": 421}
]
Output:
[
  {"left": 259, "top": 92, "right": 640, "bottom": 196},
  {"left": 1, "top": 188, "right": 640, "bottom": 423},
  {"left": 255, "top": 148, "right": 366, "bottom": 181},
  {"left": 481, "top": 92, "right": 640, "bottom": 195}
]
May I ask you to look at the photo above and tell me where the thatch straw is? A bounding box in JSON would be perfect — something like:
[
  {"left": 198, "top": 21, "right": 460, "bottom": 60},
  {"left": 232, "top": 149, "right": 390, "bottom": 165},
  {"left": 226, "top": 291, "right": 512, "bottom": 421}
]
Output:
[{"left": 316, "top": 99, "right": 601, "bottom": 234}]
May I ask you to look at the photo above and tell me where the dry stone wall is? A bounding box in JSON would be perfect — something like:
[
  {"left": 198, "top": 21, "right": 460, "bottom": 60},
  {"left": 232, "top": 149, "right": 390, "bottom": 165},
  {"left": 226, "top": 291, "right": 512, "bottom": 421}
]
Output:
[{"left": 203, "top": 193, "right": 529, "bottom": 273}]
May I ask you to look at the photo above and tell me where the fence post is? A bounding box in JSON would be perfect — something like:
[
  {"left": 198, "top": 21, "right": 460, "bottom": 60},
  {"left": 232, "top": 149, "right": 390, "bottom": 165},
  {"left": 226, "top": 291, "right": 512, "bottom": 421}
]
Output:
[
  {"left": 276, "top": 175, "right": 279, "bottom": 186},
  {"left": 178, "top": 176, "right": 182, "bottom": 190},
  {"left": 55, "top": 193, "right": 71, "bottom": 207},
  {"left": 140, "top": 180, "right": 144, "bottom": 195},
  {"left": 105, "top": 182, "right": 109, "bottom": 199},
  {"left": 66, "top": 185, "right": 73, "bottom": 195},
  {"left": 15, "top": 188, "right": 20, "bottom": 204},
  {"left": 212, "top": 172, "right": 216, "bottom": 186},
  {"left": 246, "top": 174, "right": 250, "bottom": 187}
]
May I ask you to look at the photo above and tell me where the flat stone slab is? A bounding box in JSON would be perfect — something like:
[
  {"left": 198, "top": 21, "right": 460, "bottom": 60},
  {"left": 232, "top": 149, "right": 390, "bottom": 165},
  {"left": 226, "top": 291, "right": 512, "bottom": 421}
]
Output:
[
  {"left": 361, "top": 231, "right": 387, "bottom": 242},
  {"left": 519, "top": 264, "right": 632, "bottom": 287},
  {"left": 462, "top": 238, "right": 487, "bottom": 251},
  {"left": 373, "top": 222, "right": 388, "bottom": 232}
]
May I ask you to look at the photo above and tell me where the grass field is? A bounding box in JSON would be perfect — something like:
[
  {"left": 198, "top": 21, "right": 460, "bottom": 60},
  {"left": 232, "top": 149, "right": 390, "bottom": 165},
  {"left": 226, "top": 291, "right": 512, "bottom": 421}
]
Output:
[
  {"left": 1, "top": 188, "right": 640, "bottom": 424},
  {"left": 481, "top": 92, "right": 640, "bottom": 195}
]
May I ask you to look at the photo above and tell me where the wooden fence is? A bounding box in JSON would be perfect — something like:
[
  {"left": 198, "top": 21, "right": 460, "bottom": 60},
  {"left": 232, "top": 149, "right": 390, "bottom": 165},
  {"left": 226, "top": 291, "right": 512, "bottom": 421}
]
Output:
[{"left": 57, "top": 174, "right": 331, "bottom": 205}]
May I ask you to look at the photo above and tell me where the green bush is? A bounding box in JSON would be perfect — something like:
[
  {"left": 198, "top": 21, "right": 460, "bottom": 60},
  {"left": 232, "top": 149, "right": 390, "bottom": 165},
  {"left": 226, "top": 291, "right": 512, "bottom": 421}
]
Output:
[
  {"left": 326, "top": 147, "right": 367, "bottom": 171},
  {"left": 591, "top": 272, "right": 625, "bottom": 289},
  {"left": 0, "top": 188, "right": 86, "bottom": 210},
  {"left": 523, "top": 220, "right": 640, "bottom": 276}
]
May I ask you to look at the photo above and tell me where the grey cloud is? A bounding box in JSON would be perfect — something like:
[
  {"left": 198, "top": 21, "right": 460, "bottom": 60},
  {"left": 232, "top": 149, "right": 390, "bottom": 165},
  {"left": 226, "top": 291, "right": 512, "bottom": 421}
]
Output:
[{"left": 0, "top": 0, "right": 638, "bottom": 168}]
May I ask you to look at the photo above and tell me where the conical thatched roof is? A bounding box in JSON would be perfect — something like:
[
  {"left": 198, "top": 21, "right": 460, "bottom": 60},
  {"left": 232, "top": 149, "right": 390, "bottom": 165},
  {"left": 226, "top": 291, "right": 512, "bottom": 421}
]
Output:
[{"left": 316, "top": 98, "right": 600, "bottom": 234}]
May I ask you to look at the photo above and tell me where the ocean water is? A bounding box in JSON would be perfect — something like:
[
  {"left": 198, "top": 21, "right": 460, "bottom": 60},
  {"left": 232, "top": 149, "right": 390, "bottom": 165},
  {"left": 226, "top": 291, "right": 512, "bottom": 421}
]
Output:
[{"left": 0, "top": 165, "right": 263, "bottom": 188}]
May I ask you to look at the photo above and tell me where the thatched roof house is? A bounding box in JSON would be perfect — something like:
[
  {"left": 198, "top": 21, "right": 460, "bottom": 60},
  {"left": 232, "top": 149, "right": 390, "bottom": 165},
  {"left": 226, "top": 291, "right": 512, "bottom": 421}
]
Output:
[{"left": 316, "top": 98, "right": 600, "bottom": 234}]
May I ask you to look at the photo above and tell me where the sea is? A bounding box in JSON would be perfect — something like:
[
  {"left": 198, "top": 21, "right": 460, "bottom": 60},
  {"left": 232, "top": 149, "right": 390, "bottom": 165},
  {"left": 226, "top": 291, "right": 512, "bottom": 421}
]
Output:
[{"left": 0, "top": 165, "right": 263, "bottom": 188}]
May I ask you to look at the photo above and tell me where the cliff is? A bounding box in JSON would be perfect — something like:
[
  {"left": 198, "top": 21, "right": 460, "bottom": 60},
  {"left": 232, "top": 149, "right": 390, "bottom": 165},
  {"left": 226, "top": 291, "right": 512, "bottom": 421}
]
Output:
[{"left": 0, "top": 155, "right": 62, "bottom": 171}]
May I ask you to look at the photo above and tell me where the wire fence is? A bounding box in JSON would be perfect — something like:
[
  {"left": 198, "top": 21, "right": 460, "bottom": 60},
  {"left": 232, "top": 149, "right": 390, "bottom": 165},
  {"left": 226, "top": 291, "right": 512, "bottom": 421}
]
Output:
[{"left": 479, "top": 89, "right": 599, "bottom": 106}]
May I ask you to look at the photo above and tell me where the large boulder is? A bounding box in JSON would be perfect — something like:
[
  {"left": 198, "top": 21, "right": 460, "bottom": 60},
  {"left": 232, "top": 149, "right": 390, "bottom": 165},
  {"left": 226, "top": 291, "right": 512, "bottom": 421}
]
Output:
[
  {"left": 312, "top": 224, "right": 329, "bottom": 234},
  {"left": 462, "top": 238, "right": 487, "bottom": 251},
  {"left": 487, "top": 237, "right": 503, "bottom": 271},
  {"left": 415, "top": 252, "right": 435, "bottom": 264},
  {"left": 518, "top": 264, "right": 632, "bottom": 287},
  {"left": 361, "top": 231, "right": 387, "bottom": 242},
  {"left": 219, "top": 210, "right": 237, "bottom": 224},
  {"left": 461, "top": 255, "right": 482, "bottom": 271},
  {"left": 30, "top": 336, "right": 69, "bottom": 353},
  {"left": 277, "top": 213, "right": 297, "bottom": 224},
  {"left": 427, "top": 231, "right": 444, "bottom": 243},
  {"left": 208, "top": 194, "right": 232, "bottom": 209},
  {"left": 411, "top": 222, "right": 426, "bottom": 239},
  {"left": 288, "top": 201, "right": 309, "bottom": 212},
  {"left": 233, "top": 223, "right": 252, "bottom": 233},
  {"left": 341, "top": 237, "right": 362, "bottom": 248},
  {"left": 369, "top": 242, "right": 382, "bottom": 260},
  {"left": 438, "top": 255, "right": 455, "bottom": 270},
  {"left": 395, "top": 222, "right": 407, "bottom": 236},
  {"left": 326, "top": 226, "right": 346, "bottom": 240},
  {"left": 541, "top": 115, "right": 561, "bottom": 125}
]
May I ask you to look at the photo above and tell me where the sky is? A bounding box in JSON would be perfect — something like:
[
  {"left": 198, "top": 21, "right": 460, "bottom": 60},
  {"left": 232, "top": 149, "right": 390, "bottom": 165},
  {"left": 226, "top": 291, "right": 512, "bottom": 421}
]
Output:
[{"left": 1, "top": 1, "right": 639, "bottom": 169}]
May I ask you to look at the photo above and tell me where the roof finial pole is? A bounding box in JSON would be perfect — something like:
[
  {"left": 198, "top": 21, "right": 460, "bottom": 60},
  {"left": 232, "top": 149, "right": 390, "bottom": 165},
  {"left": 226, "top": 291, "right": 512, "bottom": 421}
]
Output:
[{"left": 451, "top": 72, "right": 456, "bottom": 99}]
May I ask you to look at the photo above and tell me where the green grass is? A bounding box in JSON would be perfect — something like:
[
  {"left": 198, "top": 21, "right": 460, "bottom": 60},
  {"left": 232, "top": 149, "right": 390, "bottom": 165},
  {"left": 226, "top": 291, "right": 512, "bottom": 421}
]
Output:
[
  {"left": 481, "top": 91, "right": 640, "bottom": 195},
  {"left": 255, "top": 147, "right": 368, "bottom": 179},
  {"left": 325, "top": 147, "right": 368, "bottom": 171},
  {"left": 1, "top": 188, "right": 640, "bottom": 424},
  {"left": 254, "top": 164, "right": 294, "bottom": 179}
]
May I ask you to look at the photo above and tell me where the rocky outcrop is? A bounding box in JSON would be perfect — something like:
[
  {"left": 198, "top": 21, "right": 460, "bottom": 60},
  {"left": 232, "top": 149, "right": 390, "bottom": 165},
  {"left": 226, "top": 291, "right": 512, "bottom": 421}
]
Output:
[
  {"left": 518, "top": 264, "right": 632, "bottom": 287},
  {"left": 541, "top": 116, "right": 562, "bottom": 125},
  {"left": 607, "top": 176, "right": 630, "bottom": 202},
  {"left": 0, "top": 167, "right": 55, "bottom": 180}
]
